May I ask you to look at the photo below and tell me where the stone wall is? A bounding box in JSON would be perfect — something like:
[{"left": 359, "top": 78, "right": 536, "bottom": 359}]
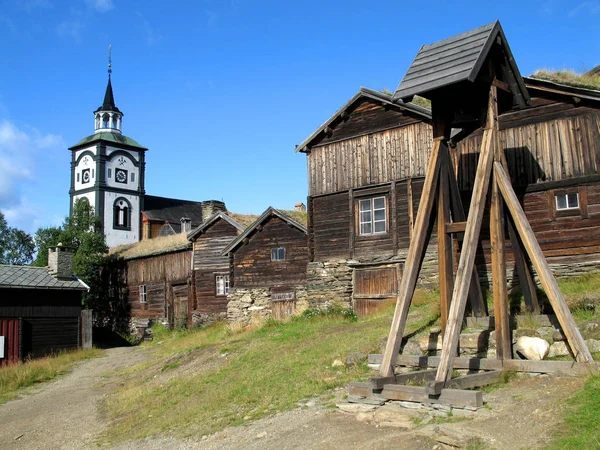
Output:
[
  {"left": 306, "top": 260, "right": 353, "bottom": 309},
  {"left": 191, "top": 311, "right": 227, "bottom": 328},
  {"left": 227, "top": 285, "right": 309, "bottom": 324}
]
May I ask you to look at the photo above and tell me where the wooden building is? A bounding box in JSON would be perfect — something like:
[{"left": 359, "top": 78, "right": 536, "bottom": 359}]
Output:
[
  {"left": 0, "top": 246, "right": 88, "bottom": 365},
  {"left": 296, "top": 76, "right": 600, "bottom": 314},
  {"left": 223, "top": 208, "right": 309, "bottom": 323},
  {"left": 106, "top": 234, "right": 193, "bottom": 333},
  {"left": 187, "top": 212, "right": 244, "bottom": 326}
]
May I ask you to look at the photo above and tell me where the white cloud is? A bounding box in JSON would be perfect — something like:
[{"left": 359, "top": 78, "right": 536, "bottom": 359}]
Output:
[
  {"left": 86, "top": 0, "right": 114, "bottom": 13},
  {"left": 569, "top": 1, "right": 600, "bottom": 17},
  {"left": 0, "top": 120, "right": 64, "bottom": 229},
  {"left": 136, "top": 11, "right": 162, "bottom": 46}
]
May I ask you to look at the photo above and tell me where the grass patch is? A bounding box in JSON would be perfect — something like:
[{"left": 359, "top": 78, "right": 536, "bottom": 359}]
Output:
[
  {"left": 531, "top": 69, "right": 600, "bottom": 91},
  {"left": 546, "top": 374, "right": 600, "bottom": 449},
  {"left": 100, "top": 297, "right": 439, "bottom": 444},
  {"left": 0, "top": 348, "right": 104, "bottom": 404}
]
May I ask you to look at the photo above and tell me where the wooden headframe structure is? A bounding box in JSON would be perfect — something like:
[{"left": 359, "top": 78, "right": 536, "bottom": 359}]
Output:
[{"left": 374, "top": 21, "right": 595, "bottom": 395}]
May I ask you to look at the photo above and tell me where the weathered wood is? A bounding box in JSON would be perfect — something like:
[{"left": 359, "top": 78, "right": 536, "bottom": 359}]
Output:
[
  {"left": 368, "top": 354, "right": 600, "bottom": 376},
  {"left": 348, "top": 382, "right": 386, "bottom": 398},
  {"left": 438, "top": 144, "right": 453, "bottom": 336},
  {"left": 446, "top": 222, "right": 467, "bottom": 233},
  {"left": 380, "top": 384, "right": 483, "bottom": 408},
  {"left": 436, "top": 115, "right": 497, "bottom": 383},
  {"left": 445, "top": 370, "right": 504, "bottom": 389},
  {"left": 494, "top": 162, "right": 594, "bottom": 364},
  {"left": 507, "top": 219, "right": 540, "bottom": 314},
  {"left": 379, "top": 141, "right": 442, "bottom": 377},
  {"left": 369, "top": 369, "right": 437, "bottom": 389}
]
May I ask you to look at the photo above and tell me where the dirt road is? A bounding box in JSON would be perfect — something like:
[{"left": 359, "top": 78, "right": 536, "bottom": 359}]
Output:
[{"left": 0, "top": 345, "right": 586, "bottom": 449}]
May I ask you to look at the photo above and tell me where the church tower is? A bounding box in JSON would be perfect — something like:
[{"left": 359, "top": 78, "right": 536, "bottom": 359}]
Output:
[{"left": 69, "top": 47, "right": 147, "bottom": 248}]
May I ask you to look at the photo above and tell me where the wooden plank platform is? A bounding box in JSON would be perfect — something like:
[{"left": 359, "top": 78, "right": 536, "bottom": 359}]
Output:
[{"left": 368, "top": 354, "right": 600, "bottom": 376}]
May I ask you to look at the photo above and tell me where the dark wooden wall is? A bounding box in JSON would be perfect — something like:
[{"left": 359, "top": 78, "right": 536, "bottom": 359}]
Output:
[
  {"left": 191, "top": 218, "right": 240, "bottom": 314},
  {"left": 232, "top": 216, "right": 308, "bottom": 288},
  {"left": 0, "top": 289, "right": 82, "bottom": 359},
  {"left": 125, "top": 250, "right": 192, "bottom": 320}
]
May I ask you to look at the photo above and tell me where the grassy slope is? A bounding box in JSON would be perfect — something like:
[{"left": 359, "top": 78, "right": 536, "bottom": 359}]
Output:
[
  {"left": 0, "top": 348, "right": 104, "bottom": 404},
  {"left": 100, "top": 293, "right": 439, "bottom": 444}
]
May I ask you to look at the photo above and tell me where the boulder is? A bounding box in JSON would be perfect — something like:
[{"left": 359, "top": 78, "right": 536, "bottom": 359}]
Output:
[
  {"left": 332, "top": 359, "right": 344, "bottom": 368},
  {"left": 515, "top": 336, "right": 550, "bottom": 360},
  {"left": 401, "top": 340, "right": 424, "bottom": 356},
  {"left": 548, "top": 341, "right": 570, "bottom": 358},
  {"left": 345, "top": 352, "right": 367, "bottom": 368},
  {"left": 416, "top": 334, "right": 442, "bottom": 352},
  {"left": 585, "top": 339, "right": 600, "bottom": 353}
]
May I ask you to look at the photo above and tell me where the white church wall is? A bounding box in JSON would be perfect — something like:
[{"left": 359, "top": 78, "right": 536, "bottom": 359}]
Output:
[
  {"left": 72, "top": 192, "right": 96, "bottom": 212},
  {"left": 103, "top": 191, "right": 140, "bottom": 248},
  {"left": 105, "top": 151, "right": 139, "bottom": 190},
  {"left": 74, "top": 146, "right": 97, "bottom": 191}
]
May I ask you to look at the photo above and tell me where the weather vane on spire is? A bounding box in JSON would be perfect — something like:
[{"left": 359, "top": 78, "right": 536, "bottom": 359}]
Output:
[{"left": 107, "top": 44, "right": 112, "bottom": 79}]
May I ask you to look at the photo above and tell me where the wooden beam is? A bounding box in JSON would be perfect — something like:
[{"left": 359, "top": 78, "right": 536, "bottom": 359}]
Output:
[
  {"left": 446, "top": 221, "right": 467, "bottom": 233},
  {"left": 340, "top": 110, "right": 350, "bottom": 120},
  {"left": 379, "top": 141, "right": 442, "bottom": 377},
  {"left": 494, "top": 162, "right": 594, "bottom": 364},
  {"left": 381, "top": 384, "right": 483, "bottom": 408},
  {"left": 324, "top": 126, "right": 333, "bottom": 137},
  {"left": 492, "top": 78, "right": 512, "bottom": 94},
  {"left": 491, "top": 127, "right": 511, "bottom": 360},
  {"left": 445, "top": 370, "right": 504, "bottom": 389},
  {"left": 438, "top": 144, "right": 453, "bottom": 336},
  {"left": 368, "top": 354, "right": 600, "bottom": 376},
  {"left": 508, "top": 219, "right": 541, "bottom": 314},
  {"left": 407, "top": 179, "right": 414, "bottom": 237},
  {"left": 445, "top": 151, "right": 486, "bottom": 317},
  {"left": 435, "top": 87, "right": 499, "bottom": 384},
  {"left": 369, "top": 369, "right": 437, "bottom": 389}
]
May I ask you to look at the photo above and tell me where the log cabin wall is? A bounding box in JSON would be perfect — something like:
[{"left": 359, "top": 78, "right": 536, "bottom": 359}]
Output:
[
  {"left": 190, "top": 218, "right": 240, "bottom": 326},
  {"left": 123, "top": 248, "right": 192, "bottom": 327},
  {"left": 227, "top": 215, "right": 309, "bottom": 324},
  {"left": 304, "top": 90, "right": 600, "bottom": 310}
]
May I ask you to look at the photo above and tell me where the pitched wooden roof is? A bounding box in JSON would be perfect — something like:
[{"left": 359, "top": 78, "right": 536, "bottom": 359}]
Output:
[
  {"left": 393, "top": 21, "right": 529, "bottom": 106},
  {"left": 295, "top": 87, "right": 431, "bottom": 153},
  {"left": 221, "top": 207, "right": 307, "bottom": 255},
  {"left": 187, "top": 211, "right": 244, "bottom": 241}
]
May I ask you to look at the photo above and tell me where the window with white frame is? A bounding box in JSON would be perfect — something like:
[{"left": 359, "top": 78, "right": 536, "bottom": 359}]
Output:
[
  {"left": 139, "top": 285, "right": 147, "bottom": 304},
  {"left": 358, "top": 196, "right": 387, "bottom": 235},
  {"left": 271, "top": 247, "right": 285, "bottom": 261},
  {"left": 216, "top": 275, "right": 230, "bottom": 296},
  {"left": 555, "top": 192, "right": 579, "bottom": 211}
]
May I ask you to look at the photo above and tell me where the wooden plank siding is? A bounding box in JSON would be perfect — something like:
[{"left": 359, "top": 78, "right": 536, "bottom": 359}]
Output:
[
  {"left": 232, "top": 216, "right": 308, "bottom": 289},
  {"left": 191, "top": 218, "right": 240, "bottom": 315}
]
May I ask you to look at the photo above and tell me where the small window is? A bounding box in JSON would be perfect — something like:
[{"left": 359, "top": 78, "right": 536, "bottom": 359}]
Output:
[
  {"left": 358, "top": 196, "right": 387, "bottom": 235},
  {"left": 92, "top": 169, "right": 95, "bottom": 179},
  {"left": 131, "top": 172, "right": 135, "bottom": 183},
  {"left": 102, "top": 113, "right": 109, "bottom": 128},
  {"left": 555, "top": 192, "right": 579, "bottom": 210},
  {"left": 139, "top": 285, "right": 147, "bottom": 304},
  {"left": 271, "top": 247, "right": 285, "bottom": 261},
  {"left": 76, "top": 173, "right": 80, "bottom": 182},
  {"left": 113, "top": 198, "right": 131, "bottom": 230},
  {"left": 108, "top": 168, "right": 112, "bottom": 178},
  {"left": 216, "top": 275, "right": 230, "bottom": 296}
]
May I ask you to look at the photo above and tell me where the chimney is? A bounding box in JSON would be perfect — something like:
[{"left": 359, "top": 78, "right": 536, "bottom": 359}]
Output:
[
  {"left": 48, "top": 244, "right": 74, "bottom": 280},
  {"left": 180, "top": 217, "right": 192, "bottom": 233},
  {"left": 200, "top": 200, "right": 226, "bottom": 222}
]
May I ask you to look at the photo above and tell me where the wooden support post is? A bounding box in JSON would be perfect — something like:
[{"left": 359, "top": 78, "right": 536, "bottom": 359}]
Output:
[
  {"left": 494, "top": 162, "right": 594, "bottom": 364},
  {"left": 508, "top": 219, "right": 541, "bottom": 314},
  {"left": 435, "top": 88, "right": 498, "bottom": 384},
  {"left": 379, "top": 141, "right": 442, "bottom": 377},
  {"left": 438, "top": 144, "right": 453, "bottom": 336},
  {"left": 491, "top": 169, "right": 511, "bottom": 360},
  {"left": 445, "top": 151, "right": 486, "bottom": 316}
]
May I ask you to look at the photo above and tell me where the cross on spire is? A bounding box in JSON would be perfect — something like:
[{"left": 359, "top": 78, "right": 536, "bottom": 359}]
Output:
[{"left": 107, "top": 44, "right": 112, "bottom": 79}]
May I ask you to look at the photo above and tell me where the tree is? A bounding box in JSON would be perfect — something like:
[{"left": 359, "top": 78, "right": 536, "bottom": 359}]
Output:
[
  {"left": 32, "top": 226, "right": 62, "bottom": 267},
  {"left": 0, "top": 211, "right": 35, "bottom": 265}
]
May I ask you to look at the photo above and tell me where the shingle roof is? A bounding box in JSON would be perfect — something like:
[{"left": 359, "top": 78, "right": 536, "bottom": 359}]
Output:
[
  {"left": 187, "top": 211, "right": 244, "bottom": 241},
  {"left": 142, "top": 195, "right": 206, "bottom": 227},
  {"left": 0, "top": 265, "right": 86, "bottom": 290},
  {"left": 94, "top": 77, "right": 121, "bottom": 114},
  {"left": 393, "top": 20, "right": 529, "bottom": 106},
  {"left": 69, "top": 132, "right": 147, "bottom": 151}
]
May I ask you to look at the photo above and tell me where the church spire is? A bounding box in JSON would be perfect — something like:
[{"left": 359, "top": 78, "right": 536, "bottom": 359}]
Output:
[{"left": 94, "top": 45, "right": 123, "bottom": 134}]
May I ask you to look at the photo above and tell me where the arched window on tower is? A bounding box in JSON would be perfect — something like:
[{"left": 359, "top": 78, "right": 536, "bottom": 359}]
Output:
[
  {"left": 102, "top": 114, "right": 110, "bottom": 129},
  {"left": 95, "top": 114, "right": 100, "bottom": 130},
  {"left": 113, "top": 198, "right": 132, "bottom": 230}
]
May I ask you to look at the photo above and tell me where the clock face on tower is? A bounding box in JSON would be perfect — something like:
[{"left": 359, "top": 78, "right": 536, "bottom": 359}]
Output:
[
  {"left": 115, "top": 168, "right": 128, "bottom": 184},
  {"left": 82, "top": 169, "right": 90, "bottom": 184}
]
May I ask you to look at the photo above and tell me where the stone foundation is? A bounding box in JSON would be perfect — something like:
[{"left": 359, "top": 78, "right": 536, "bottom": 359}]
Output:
[
  {"left": 227, "top": 285, "right": 309, "bottom": 324},
  {"left": 191, "top": 311, "right": 227, "bottom": 328},
  {"left": 306, "top": 260, "right": 353, "bottom": 309},
  {"left": 129, "top": 316, "right": 168, "bottom": 341}
]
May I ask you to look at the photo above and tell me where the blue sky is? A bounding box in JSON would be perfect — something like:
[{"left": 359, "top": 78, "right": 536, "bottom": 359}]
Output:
[{"left": 0, "top": 0, "right": 598, "bottom": 235}]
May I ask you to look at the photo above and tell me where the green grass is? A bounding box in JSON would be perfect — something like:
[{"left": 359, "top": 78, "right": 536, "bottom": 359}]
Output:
[
  {"left": 531, "top": 69, "right": 600, "bottom": 91},
  {"left": 100, "top": 298, "right": 440, "bottom": 444},
  {"left": 546, "top": 374, "right": 600, "bottom": 449},
  {"left": 0, "top": 348, "right": 104, "bottom": 404}
]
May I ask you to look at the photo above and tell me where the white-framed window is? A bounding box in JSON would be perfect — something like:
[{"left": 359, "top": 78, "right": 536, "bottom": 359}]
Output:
[
  {"left": 555, "top": 192, "right": 579, "bottom": 210},
  {"left": 139, "top": 285, "right": 147, "bottom": 304},
  {"left": 271, "top": 247, "right": 285, "bottom": 261},
  {"left": 108, "top": 168, "right": 112, "bottom": 178},
  {"left": 216, "top": 275, "right": 230, "bottom": 296},
  {"left": 131, "top": 172, "right": 135, "bottom": 183},
  {"left": 113, "top": 198, "right": 132, "bottom": 230},
  {"left": 358, "top": 196, "right": 387, "bottom": 235}
]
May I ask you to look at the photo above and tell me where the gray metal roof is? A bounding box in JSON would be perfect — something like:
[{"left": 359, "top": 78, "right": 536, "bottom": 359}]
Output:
[
  {"left": 0, "top": 265, "right": 87, "bottom": 291},
  {"left": 393, "top": 21, "right": 529, "bottom": 105},
  {"left": 222, "top": 207, "right": 307, "bottom": 255}
]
